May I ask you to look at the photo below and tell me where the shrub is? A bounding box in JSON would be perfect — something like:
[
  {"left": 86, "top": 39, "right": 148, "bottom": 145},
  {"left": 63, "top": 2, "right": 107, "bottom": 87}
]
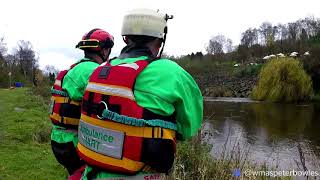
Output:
[
  {"left": 32, "top": 122, "right": 51, "bottom": 143},
  {"left": 252, "top": 57, "right": 313, "bottom": 102},
  {"left": 204, "top": 86, "right": 233, "bottom": 97},
  {"left": 233, "top": 64, "right": 262, "bottom": 77},
  {"left": 32, "top": 85, "right": 51, "bottom": 101}
]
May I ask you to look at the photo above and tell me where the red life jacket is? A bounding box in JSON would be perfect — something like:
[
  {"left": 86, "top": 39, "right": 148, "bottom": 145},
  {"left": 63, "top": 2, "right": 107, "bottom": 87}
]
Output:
[
  {"left": 49, "top": 61, "right": 87, "bottom": 129},
  {"left": 77, "top": 59, "right": 177, "bottom": 174}
]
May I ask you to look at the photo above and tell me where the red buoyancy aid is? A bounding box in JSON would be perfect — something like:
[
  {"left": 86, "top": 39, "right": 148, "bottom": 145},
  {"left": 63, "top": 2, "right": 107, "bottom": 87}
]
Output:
[
  {"left": 49, "top": 63, "right": 82, "bottom": 129},
  {"left": 77, "top": 60, "right": 177, "bottom": 174}
]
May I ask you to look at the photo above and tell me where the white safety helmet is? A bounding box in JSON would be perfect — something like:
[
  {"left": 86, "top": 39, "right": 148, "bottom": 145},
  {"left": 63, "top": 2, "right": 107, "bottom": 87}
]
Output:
[{"left": 121, "top": 8, "right": 172, "bottom": 39}]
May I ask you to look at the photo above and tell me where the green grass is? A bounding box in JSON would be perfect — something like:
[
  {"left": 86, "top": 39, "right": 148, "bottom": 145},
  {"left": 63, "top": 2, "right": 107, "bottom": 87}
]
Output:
[
  {"left": 175, "top": 58, "right": 235, "bottom": 76},
  {"left": 0, "top": 88, "right": 67, "bottom": 179}
]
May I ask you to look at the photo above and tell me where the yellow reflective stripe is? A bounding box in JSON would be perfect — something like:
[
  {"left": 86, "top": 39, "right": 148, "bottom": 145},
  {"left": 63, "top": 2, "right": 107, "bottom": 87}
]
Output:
[
  {"left": 77, "top": 143, "right": 144, "bottom": 172},
  {"left": 50, "top": 112, "right": 80, "bottom": 125},
  {"left": 78, "top": 45, "right": 99, "bottom": 48},
  {"left": 50, "top": 112, "right": 61, "bottom": 122},
  {"left": 54, "top": 80, "right": 61, "bottom": 86},
  {"left": 141, "top": 165, "right": 156, "bottom": 173},
  {"left": 80, "top": 39, "right": 99, "bottom": 43},
  {"left": 51, "top": 96, "right": 68, "bottom": 103},
  {"left": 81, "top": 114, "right": 175, "bottom": 140},
  {"left": 86, "top": 82, "right": 134, "bottom": 100},
  {"left": 63, "top": 117, "right": 80, "bottom": 125},
  {"left": 70, "top": 101, "right": 81, "bottom": 106},
  {"left": 51, "top": 96, "right": 81, "bottom": 106}
]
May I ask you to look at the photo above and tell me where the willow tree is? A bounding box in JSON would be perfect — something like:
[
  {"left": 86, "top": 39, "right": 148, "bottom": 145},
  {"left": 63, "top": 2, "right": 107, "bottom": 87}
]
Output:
[{"left": 252, "top": 57, "right": 313, "bottom": 102}]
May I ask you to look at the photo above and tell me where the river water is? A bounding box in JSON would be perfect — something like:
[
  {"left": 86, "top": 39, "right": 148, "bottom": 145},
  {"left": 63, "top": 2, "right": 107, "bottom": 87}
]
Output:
[{"left": 203, "top": 97, "right": 320, "bottom": 171}]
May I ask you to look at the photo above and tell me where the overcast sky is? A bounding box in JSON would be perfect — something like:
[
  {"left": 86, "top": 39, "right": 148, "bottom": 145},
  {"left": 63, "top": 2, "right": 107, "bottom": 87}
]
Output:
[{"left": 1, "top": 0, "right": 320, "bottom": 70}]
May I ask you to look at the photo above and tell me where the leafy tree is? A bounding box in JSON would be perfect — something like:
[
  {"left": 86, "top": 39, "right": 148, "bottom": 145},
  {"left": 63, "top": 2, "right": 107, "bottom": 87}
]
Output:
[{"left": 252, "top": 58, "right": 313, "bottom": 102}]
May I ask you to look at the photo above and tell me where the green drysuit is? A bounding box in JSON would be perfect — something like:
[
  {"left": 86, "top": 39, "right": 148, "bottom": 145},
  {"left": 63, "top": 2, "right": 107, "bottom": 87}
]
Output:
[
  {"left": 81, "top": 56, "right": 203, "bottom": 179},
  {"left": 50, "top": 58, "right": 99, "bottom": 146}
]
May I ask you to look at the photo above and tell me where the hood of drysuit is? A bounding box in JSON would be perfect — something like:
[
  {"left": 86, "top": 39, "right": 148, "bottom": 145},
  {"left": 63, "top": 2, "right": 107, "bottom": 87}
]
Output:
[{"left": 118, "top": 44, "right": 155, "bottom": 59}]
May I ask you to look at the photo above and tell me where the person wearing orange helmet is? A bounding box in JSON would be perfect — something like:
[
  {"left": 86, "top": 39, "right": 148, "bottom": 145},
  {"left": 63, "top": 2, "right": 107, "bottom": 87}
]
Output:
[{"left": 49, "top": 28, "right": 114, "bottom": 175}]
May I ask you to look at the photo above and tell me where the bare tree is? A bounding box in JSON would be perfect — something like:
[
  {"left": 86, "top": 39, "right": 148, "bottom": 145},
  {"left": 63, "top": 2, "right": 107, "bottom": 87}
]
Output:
[
  {"left": 225, "top": 38, "right": 233, "bottom": 53},
  {"left": 44, "top": 65, "right": 59, "bottom": 76},
  {"left": 0, "top": 37, "right": 7, "bottom": 59},
  {"left": 13, "top": 40, "right": 38, "bottom": 85},
  {"left": 241, "top": 28, "right": 258, "bottom": 47},
  {"left": 259, "top": 22, "right": 273, "bottom": 45},
  {"left": 206, "top": 35, "right": 232, "bottom": 55},
  {"left": 288, "top": 22, "right": 299, "bottom": 41},
  {"left": 277, "top": 24, "right": 288, "bottom": 40}
]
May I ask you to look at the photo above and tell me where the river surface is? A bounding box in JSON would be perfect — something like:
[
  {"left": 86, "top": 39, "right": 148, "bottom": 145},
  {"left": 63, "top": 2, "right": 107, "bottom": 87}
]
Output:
[{"left": 203, "top": 97, "right": 320, "bottom": 171}]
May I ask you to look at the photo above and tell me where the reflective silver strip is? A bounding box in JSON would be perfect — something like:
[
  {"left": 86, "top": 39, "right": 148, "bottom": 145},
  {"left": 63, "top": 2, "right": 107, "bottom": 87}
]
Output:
[
  {"left": 54, "top": 80, "right": 61, "bottom": 86},
  {"left": 49, "top": 99, "right": 54, "bottom": 114},
  {"left": 99, "top": 62, "right": 108, "bottom": 67},
  {"left": 117, "top": 63, "right": 139, "bottom": 70},
  {"left": 78, "top": 120, "right": 124, "bottom": 159},
  {"left": 86, "top": 83, "right": 134, "bottom": 100},
  {"left": 97, "top": 173, "right": 163, "bottom": 180},
  {"left": 55, "top": 126, "right": 78, "bottom": 134}
]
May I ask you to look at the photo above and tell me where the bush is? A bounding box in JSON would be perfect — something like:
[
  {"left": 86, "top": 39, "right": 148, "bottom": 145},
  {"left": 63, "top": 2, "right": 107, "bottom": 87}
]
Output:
[
  {"left": 32, "top": 122, "right": 51, "bottom": 143},
  {"left": 252, "top": 58, "right": 313, "bottom": 102},
  {"left": 32, "top": 85, "right": 51, "bottom": 101},
  {"left": 204, "top": 86, "right": 233, "bottom": 97},
  {"left": 233, "top": 64, "right": 262, "bottom": 77}
]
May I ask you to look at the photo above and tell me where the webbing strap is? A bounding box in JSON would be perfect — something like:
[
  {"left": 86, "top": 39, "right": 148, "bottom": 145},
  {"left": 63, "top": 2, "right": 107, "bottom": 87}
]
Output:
[
  {"left": 51, "top": 96, "right": 81, "bottom": 106},
  {"left": 102, "top": 109, "right": 177, "bottom": 131},
  {"left": 50, "top": 112, "right": 80, "bottom": 125},
  {"left": 51, "top": 88, "right": 69, "bottom": 97},
  {"left": 81, "top": 116, "right": 175, "bottom": 139},
  {"left": 96, "top": 173, "right": 163, "bottom": 180},
  {"left": 77, "top": 143, "right": 145, "bottom": 172}
]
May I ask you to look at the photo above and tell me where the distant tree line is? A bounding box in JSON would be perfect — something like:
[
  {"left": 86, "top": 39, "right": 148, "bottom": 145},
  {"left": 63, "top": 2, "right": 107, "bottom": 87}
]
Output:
[
  {"left": 181, "top": 16, "right": 320, "bottom": 61},
  {"left": 235, "top": 16, "right": 320, "bottom": 62},
  {"left": 0, "top": 39, "right": 57, "bottom": 88},
  {"left": 179, "top": 16, "right": 320, "bottom": 92}
]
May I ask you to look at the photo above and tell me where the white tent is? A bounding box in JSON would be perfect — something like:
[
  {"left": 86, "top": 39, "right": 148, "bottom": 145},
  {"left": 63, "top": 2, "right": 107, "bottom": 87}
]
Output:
[
  {"left": 290, "top": 52, "right": 298, "bottom": 57},
  {"left": 263, "top": 56, "right": 270, "bottom": 60},
  {"left": 277, "top": 53, "right": 285, "bottom": 57}
]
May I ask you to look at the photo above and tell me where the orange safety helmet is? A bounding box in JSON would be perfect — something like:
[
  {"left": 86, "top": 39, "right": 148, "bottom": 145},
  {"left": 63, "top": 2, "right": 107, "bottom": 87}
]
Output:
[{"left": 76, "top": 28, "right": 114, "bottom": 51}]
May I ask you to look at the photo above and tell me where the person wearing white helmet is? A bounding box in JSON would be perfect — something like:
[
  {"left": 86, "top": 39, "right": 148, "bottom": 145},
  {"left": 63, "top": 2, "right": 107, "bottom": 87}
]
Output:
[{"left": 78, "top": 8, "right": 203, "bottom": 180}]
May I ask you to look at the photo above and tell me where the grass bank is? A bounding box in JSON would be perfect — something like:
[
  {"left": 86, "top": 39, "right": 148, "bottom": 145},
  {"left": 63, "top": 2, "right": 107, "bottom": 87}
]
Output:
[{"left": 0, "top": 88, "right": 66, "bottom": 179}]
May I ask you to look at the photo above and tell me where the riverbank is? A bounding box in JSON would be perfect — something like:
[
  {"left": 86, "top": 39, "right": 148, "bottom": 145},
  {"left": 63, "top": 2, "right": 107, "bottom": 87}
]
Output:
[
  {"left": 0, "top": 88, "right": 297, "bottom": 179},
  {"left": 176, "top": 59, "right": 260, "bottom": 98},
  {"left": 201, "top": 75, "right": 257, "bottom": 97}
]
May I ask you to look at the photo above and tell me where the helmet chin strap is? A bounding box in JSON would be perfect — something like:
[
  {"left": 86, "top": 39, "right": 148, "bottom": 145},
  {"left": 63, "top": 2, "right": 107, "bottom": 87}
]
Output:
[
  {"left": 157, "top": 26, "right": 167, "bottom": 59},
  {"left": 157, "top": 14, "right": 173, "bottom": 59},
  {"left": 99, "top": 48, "right": 112, "bottom": 63}
]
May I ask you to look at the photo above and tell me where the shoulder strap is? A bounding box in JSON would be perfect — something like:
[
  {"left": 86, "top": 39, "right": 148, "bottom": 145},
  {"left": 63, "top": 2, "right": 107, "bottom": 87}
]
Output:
[
  {"left": 69, "top": 58, "right": 97, "bottom": 69},
  {"left": 59, "top": 58, "right": 97, "bottom": 91},
  {"left": 145, "top": 56, "right": 158, "bottom": 63}
]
